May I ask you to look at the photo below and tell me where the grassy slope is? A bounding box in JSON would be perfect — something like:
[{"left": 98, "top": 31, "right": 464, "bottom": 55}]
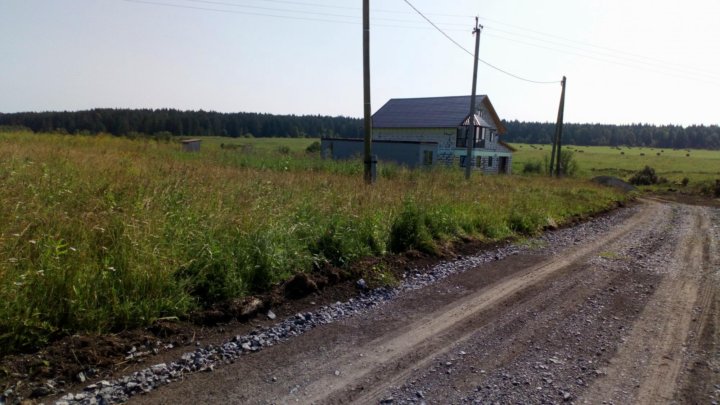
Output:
[{"left": 0, "top": 133, "right": 626, "bottom": 353}]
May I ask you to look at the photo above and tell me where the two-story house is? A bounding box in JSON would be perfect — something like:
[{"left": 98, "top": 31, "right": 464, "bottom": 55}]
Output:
[{"left": 321, "top": 95, "right": 514, "bottom": 174}]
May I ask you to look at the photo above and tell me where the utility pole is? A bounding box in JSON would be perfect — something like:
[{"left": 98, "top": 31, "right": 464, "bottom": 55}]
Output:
[
  {"left": 549, "top": 122, "right": 558, "bottom": 175},
  {"left": 554, "top": 76, "right": 567, "bottom": 177},
  {"left": 362, "top": 0, "right": 374, "bottom": 184},
  {"left": 464, "top": 17, "right": 482, "bottom": 180}
]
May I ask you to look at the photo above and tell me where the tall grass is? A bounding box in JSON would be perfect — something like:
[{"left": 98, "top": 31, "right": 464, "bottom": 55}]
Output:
[{"left": 0, "top": 132, "right": 626, "bottom": 353}]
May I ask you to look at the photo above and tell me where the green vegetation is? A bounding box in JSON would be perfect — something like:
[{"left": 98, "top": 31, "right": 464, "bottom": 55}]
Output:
[
  {"left": 511, "top": 143, "right": 720, "bottom": 194},
  {"left": 3, "top": 110, "right": 719, "bottom": 150},
  {"left": 0, "top": 132, "right": 626, "bottom": 354},
  {"left": 504, "top": 121, "right": 720, "bottom": 149}
]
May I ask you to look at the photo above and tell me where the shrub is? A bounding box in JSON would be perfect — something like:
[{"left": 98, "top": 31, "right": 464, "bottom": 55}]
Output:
[
  {"left": 277, "top": 145, "right": 291, "bottom": 155},
  {"left": 522, "top": 161, "right": 543, "bottom": 174},
  {"left": 629, "top": 166, "right": 658, "bottom": 185},
  {"left": 681, "top": 177, "right": 689, "bottom": 187},
  {"left": 550, "top": 150, "right": 579, "bottom": 176},
  {"left": 305, "top": 141, "right": 321, "bottom": 154}
]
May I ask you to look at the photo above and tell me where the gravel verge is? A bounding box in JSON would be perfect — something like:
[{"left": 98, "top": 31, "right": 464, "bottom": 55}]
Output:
[{"left": 46, "top": 207, "right": 638, "bottom": 405}]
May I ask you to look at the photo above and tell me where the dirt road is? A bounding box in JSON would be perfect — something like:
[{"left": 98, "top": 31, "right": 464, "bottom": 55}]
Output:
[{"left": 132, "top": 200, "right": 719, "bottom": 404}]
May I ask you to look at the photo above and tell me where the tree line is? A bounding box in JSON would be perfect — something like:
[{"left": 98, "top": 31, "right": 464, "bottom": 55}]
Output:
[
  {"left": 502, "top": 120, "right": 720, "bottom": 149},
  {"left": 0, "top": 108, "right": 363, "bottom": 138},
  {"left": 0, "top": 109, "right": 718, "bottom": 149}
]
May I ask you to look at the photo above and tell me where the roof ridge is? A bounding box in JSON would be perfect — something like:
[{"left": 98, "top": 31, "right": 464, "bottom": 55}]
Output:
[{"left": 388, "top": 95, "right": 487, "bottom": 101}]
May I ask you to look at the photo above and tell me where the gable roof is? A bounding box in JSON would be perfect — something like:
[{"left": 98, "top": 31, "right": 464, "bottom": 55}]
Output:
[{"left": 372, "top": 95, "right": 506, "bottom": 133}]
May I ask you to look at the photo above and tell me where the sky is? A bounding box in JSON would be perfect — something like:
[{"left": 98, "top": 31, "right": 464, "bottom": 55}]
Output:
[{"left": 1, "top": 0, "right": 719, "bottom": 126}]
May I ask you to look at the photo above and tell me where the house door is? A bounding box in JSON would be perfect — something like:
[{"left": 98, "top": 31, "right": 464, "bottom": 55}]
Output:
[{"left": 499, "top": 157, "right": 509, "bottom": 174}]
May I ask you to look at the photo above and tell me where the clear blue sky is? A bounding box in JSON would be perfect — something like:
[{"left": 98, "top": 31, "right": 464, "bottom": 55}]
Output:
[{"left": 1, "top": 0, "right": 719, "bottom": 125}]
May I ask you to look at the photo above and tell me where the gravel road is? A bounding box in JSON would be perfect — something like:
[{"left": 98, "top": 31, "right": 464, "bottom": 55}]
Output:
[{"left": 55, "top": 200, "right": 720, "bottom": 404}]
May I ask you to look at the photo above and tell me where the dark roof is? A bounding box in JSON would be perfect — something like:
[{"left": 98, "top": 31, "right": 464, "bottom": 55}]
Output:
[
  {"left": 321, "top": 137, "right": 437, "bottom": 145},
  {"left": 372, "top": 95, "right": 503, "bottom": 130}
]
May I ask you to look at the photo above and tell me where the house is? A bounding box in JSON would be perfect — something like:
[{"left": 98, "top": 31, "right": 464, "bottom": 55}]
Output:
[
  {"left": 181, "top": 138, "right": 201, "bottom": 152},
  {"left": 321, "top": 95, "right": 514, "bottom": 173}
]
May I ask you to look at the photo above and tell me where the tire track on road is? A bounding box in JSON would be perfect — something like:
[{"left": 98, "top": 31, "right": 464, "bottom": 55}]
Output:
[
  {"left": 582, "top": 205, "right": 714, "bottom": 404},
  {"left": 287, "top": 201, "right": 659, "bottom": 404}
]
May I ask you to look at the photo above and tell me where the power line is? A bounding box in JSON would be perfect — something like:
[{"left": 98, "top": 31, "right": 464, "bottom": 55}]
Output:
[
  {"left": 400, "top": 0, "right": 560, "bottom": 85},
  {"left": 122, "top": 0, "right": 457, "bottom": 27},
  {"left": 483, "top": 32, "right": 720, "bottom": 86},
  {"left": 122, "top": 0, "right": 363, "bottom": 24},
  {"left": 120, "top": 0, "right": 720, "bottom": 85},
  {"left": 474, "top": 15, "right": 720, "bottom": 79},
  {"left": 483, "top": 26, "right": 720, "bottom": 82}
]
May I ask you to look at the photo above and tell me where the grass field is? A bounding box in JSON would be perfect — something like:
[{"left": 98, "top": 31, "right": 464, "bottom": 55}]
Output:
[
  {"left": 510, "top": 143, "right": 720, "bottom": 192},
  {"left": 0, "top": 132, "right": 628, "bottom": 353}
]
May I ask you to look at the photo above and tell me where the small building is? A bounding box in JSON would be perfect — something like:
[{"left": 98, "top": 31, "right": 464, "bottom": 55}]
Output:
[
  {"left": 321, "top": 138, "right": 437, "bottom": 168},
  {"left": 181, "top": 139, "right": 201, "bottom": 152},
  {"left": 321, "top": 95, "right": 514, "bottom": 174}
]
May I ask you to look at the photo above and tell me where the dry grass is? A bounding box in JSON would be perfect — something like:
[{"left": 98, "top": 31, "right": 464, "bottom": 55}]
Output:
[{"left": 0, "top": 132, "right": 626, "bottom": 353}]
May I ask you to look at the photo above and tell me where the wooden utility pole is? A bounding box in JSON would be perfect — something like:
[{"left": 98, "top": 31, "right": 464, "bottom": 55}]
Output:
[
  {"left": 464, "top": 17, "right": 483, "bottom": 180},
  {"left": 549, "top": 123, "right": 558, "bottom": 175},
  {"left": 362, "top": 0, "right": 374, "bottom": 184},
  {"left": 549, "top": 76, "right": 566, "bottom": 176},
  {"left": 554, "top": 76, "right": 567, "bottom": 177}
]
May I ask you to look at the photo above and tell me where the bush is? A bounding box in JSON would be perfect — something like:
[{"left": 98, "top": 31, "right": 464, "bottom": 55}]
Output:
[
  {"left": 305, "top": 141, "right": 321, "bottom": 154},
  {"left": 277, "top": 145, "right": 291, "bottom": 155},
  {"left": 681, "top": 177, "right": 690, "bottom": 187},
  {"left": 522, "top": 161, "right": 543, "bottom": 174},
  {"left": 549, "top": 150, "right": 579, "bottom": 176},
  {"left": 629, "top": 166, "right": 658, "bottom": 185}
]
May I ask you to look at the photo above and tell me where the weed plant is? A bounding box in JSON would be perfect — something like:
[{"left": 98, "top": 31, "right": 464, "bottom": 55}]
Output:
[{"left": 0, "top": 132, "right": 625, "bottom": 353}]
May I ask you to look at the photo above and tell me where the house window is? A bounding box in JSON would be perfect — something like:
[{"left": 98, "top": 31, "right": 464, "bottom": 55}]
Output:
[
  {"left": 459, "top": 155, "right": 467, "bottom": 167},
  {"left": 423, "top": 150, "right": 433, "bottom": 165},
  {"left": 488, "top": 156, "right": 494, "bottom": 167},
  {"left": 456, "top": 127, "right": 468, "bottom": 147},
  {"left": 473, "top": 127, "right": 483, "bottom": 148}
]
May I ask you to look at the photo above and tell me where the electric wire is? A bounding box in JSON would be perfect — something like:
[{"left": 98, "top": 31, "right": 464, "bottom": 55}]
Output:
[
  {"left": 483, "top": 32, "right": 720, "bottom": 86},
  {"left": 122, "top": 0, "right": 360, "bottom": 24},
  {"left": 226, "top": 0, "right": 720, "bottom": 81},
  {"left": 401, "top": 0, "right": 560, "bottom": 85},
  {"left": 121, "top": 0, "right": 720, "bottom": 85}
]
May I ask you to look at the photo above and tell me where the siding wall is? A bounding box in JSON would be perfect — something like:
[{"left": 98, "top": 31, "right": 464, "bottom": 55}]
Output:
[
  {"left": 372, "top": 127, "right": 512, "bottom": 173},
  {"left": 321, "top": 138, "right": 437, "bottom": 168},
  {"left": 373, "top": 128, "right": 455, "bottom": 165}
]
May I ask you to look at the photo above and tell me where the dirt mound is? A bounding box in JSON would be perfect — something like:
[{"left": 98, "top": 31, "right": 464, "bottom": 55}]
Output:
[{"left": 592, "top": 176, "right": 637, "bottom": 193}]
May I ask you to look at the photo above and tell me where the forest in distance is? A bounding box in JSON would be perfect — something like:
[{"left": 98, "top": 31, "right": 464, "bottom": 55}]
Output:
[{"left": 1, "top": 108, "right": 719, "bottom": 149}]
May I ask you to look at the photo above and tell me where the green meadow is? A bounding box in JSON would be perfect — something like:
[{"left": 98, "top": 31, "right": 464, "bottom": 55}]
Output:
[
  {"left": 510, "top": 143, "right": 720, "bottom": 189},
  {"left": 0, "top": 132, "right": 628, "bottom": 353}
]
